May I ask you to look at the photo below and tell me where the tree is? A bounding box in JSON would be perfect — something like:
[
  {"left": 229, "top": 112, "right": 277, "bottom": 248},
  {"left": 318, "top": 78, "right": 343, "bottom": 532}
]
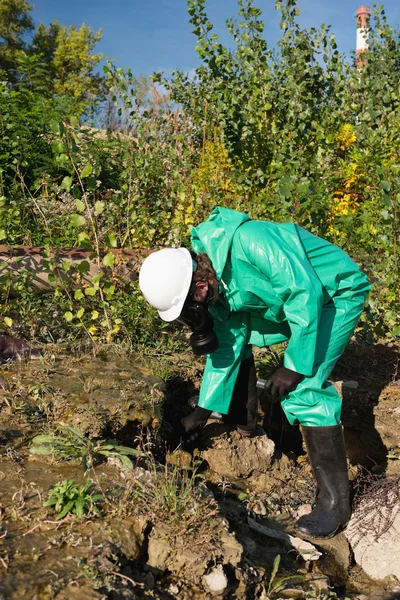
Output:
[
  {"left": 0, "top": 0, "right": 34, "bottom": 79},
  {"left": 29, "top": 20, "right": 61, "bottom": 80},
  {"left": 52, "top": 23, "right": 103, "bottom": 109}
]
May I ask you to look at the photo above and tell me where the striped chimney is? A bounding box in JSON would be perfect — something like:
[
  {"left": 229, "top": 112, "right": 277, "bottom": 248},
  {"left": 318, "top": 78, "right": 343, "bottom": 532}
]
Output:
[{"left": 356, "top": 5, "right": 371, "bottom": 68}]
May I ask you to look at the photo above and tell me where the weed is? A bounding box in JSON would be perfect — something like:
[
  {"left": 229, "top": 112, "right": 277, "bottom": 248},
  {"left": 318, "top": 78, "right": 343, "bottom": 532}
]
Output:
[
  {"left": 77, "top": 372, "right": 102, "bottom": 393},
  {"left": 29, "top": 425, "right": 141, "bottom": 472},
  {"left": 28, "top": 381, "right": 54, "bottom": 401},
  {"left": 266, "top": 555, "right": 301, "bottom": 598},
  {"left": 127, "top": 457, "right": 217, "bottom": 535},
  {"left": 44, "top": 478, "right": 103, "bottom": 520}
]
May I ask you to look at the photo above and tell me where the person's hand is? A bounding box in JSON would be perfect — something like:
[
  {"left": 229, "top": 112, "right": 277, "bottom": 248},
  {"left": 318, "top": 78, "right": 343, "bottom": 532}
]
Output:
[
  {"left": 265, "top": 366, "right": 304, "bottom": 398},
  {"left": 181, "top": 406, "right": 212, "bottom": 442}
]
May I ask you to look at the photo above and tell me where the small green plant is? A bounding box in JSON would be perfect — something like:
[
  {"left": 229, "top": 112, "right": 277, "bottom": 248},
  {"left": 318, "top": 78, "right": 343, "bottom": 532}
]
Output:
[
  {"left": 266, "top": 555, "right": 301, "bottom": 597},
  {"left": 30, "top": 425, "right": 141, "bottom": 472},
  {"left": 44, "top": 478, "right": 103, "bottom": 520},
  {"left": 130, "top": 457, "right": 216, "bottom": 531},
  {"left": 28, "top": 382, "right": 54, "bottom": 401}
]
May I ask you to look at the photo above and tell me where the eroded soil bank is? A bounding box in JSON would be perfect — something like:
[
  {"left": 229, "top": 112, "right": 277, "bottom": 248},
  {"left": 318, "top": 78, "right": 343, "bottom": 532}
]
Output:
[{"left": 0, "top": 342, "right": 399, "bottom": 600}]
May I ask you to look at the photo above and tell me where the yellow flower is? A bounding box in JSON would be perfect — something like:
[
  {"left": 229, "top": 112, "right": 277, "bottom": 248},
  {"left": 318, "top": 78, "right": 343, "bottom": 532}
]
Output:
[
  {"left": 88, "top": 325, "right": 97, "bottom": 335},
  {"left": 336, "top": 124, "right": 357, "bottom": 150}
]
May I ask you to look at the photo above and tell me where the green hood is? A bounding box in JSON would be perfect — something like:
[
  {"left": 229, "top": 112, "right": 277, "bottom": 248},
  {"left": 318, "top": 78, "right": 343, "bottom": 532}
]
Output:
[{"left": 191, "top": 207, "right": 250, "bottom": 279}]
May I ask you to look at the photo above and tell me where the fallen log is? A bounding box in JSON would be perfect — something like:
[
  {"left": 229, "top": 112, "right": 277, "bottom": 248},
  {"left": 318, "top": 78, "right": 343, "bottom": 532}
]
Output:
[{"left": 0, "top": 245, "right": 152, "bottom": 295}]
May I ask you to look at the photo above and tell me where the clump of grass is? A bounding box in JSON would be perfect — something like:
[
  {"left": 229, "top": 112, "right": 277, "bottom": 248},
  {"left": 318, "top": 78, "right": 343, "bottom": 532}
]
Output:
[
  {"left": 126, "top": 457, "right": 218, "bottom": 536},
  {"left": 30, "top": 425, "right": 141, "bottom": 473}
]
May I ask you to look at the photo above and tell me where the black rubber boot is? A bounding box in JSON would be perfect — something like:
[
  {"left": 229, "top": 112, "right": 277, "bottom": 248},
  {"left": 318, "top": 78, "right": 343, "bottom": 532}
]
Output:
[{"left": 295, "top": 424, "right": 351, "bottom": 539}]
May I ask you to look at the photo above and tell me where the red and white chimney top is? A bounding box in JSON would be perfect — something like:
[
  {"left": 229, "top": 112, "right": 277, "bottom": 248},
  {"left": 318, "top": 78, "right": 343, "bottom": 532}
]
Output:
[{"left": 356, "top": 5, "right": 371, "bottom": 67}]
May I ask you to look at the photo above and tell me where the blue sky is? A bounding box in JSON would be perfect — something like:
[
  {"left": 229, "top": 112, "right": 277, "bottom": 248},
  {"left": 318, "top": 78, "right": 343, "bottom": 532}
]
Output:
[{"left": 31, "top": 0, "right": 400, "bottom": 77}]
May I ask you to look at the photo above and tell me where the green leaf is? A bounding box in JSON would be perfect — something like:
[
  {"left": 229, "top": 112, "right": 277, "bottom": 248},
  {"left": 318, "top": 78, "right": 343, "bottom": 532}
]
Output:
[
  {"left": 74, "top": 499, "right": 85, "bottom": 518},
  {"left": 86, "top": 177, "right": 97, "bottom": 191},
  {"left": 57, "top": 500, "right": 74, "bottom": 520},
  {"left": 0, "top": 229, "right": 6, "bottom": 240},
  {"left": 80, "top": 162, "right": 93, "bottom": 178},
  {"left": 62, "top": 260, "right": 72, "bottom": 272},
  {"left": 75, "top": 199, "right": 85, "bottom": 212},
  {"left": 117, "top": 455, "right": 134, "bottom": 470},
  {"left": 104, "top": 285, "right": 115, "bottom": 298},
  {"left": 29, "top": 445, "right": 53, "bottom": 455},
  {"left": 72, "top": 186, "right": 82, "bottom": 199},
  {"left": 76, "top": 308, "right": 84, "bottom": 319},
  {"left": 94, "top": 201, "right": 105, "bottom": 215},
  {"left": 70, "top": 214, "right": 86, "bottom": 228},
  {"left": 380, "top": 180, "right": 391, "bottom": 192},
  {"left": 77, "top": 260, "right": 90, "bottom": 274},
  {"left": 114, "top": 445, "right": 141, "bottom": 456},
  {"left": 102, "top": 252, "right": 115, "bottom": 267},
  {"left": 392, "top": 326, "right": 400, "bottom": 337},
  {"left": 85, "top": 287, "right": 97, "bottom": 296},
  {"left": 64, "top": 311, "right": 74, "bottom": 322},
  {"left": 107, "top": 233, "right": 118, "bottom": 248},
  {"left": 31, "top": 434, "right": 55, "bottom": 444},
  {"left": 270, "top": 554, "right": 281, "bottom": 584},
  {"left": 77, "top": 232, "right": 90, "bottom": 244},
  {"left": 60, "top": 176, "right": 73, "bottom": 192},
  {"left": 74, "top": 289, "right": 84, "bottom": 300},
  {"left": 50, "top": 119, "right": 60, "bottom": 133},
  {"left": 3, "top": 317, "right": 12, "bottom": 327},
  {"left": 51, "top": 140, "right": 64, "bottom": 154}
]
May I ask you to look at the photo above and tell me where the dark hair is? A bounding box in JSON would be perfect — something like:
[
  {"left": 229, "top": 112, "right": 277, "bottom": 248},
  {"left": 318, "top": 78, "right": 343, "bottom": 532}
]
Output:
[{"left": 192, "top": 252, "right": 217, "bottom": 283}]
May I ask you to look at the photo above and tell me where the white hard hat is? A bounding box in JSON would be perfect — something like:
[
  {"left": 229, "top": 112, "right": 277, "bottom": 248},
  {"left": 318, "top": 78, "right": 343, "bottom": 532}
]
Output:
[{"left": 139, "top": 248, "right": 196, "bottom": 322}]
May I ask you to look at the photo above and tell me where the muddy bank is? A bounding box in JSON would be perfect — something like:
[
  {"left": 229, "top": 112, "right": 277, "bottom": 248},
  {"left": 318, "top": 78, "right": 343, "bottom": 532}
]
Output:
[{"left": 0, "top": 343, "right": 399, "bottom": 599}]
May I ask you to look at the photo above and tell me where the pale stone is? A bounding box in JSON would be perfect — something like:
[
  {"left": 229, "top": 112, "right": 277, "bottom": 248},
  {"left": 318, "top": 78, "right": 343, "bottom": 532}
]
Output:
[
  {"left": 296, "top": 504, "right": 312, "bottom": 518},
  {"left": 345, "top": 494, "right": 400, "bottom": 580},
  {"left": 204, "top": 565, "right": 228, "bottom": 593}
]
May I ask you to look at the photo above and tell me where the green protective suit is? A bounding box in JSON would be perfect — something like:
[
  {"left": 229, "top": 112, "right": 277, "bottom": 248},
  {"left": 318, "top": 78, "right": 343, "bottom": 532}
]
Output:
[{"left": 191, "top": 207, "right": 371, "bottom": 427}]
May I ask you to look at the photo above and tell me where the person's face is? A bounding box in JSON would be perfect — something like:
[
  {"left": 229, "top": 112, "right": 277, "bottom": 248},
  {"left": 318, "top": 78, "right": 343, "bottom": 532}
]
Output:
[{"left": 193, "top": 279, "right": 219, "bottom": 304}]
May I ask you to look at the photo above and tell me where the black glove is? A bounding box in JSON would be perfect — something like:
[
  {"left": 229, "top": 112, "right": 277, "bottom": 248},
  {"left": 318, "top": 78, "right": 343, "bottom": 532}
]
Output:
[
  {"left": 265, "top": 366, "right": 304, "bottom": 398},
  {"left": 181, "top": 406, "right": 212, "bottom": 442}
]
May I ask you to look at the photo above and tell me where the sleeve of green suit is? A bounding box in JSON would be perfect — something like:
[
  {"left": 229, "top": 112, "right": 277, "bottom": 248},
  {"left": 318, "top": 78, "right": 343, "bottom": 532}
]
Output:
[
  {"left": 197, "top": 311, "right": 252, "bottom": 414},
  {"left": 236, "top": 229, "right": 325, "bottom": 376}
]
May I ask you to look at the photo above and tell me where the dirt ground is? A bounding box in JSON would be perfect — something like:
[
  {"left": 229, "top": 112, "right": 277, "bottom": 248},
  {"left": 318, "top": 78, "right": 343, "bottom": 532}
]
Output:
[{"left": 0, "top": 341, "right": 399, "bottom": 600}]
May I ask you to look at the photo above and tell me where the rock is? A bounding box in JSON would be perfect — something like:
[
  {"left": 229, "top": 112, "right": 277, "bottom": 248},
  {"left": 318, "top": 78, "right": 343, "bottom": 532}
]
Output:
[
  {"left": 311, "top": 534, "right": 351, "bottom": 586},
  {"left": 248, "top": 517, "right": 322, "bottom": 561},
  {"left": 146, "top": 521, "right": 243, "bottom": 582},
  {"left": 168, "top": 582, "right": 180, "bottom": 595},
  {"left": 345, "top": 491, "right": 400, "bottom": 581},
  {"left": 0, "top": 332, "right": 31, "bottom": 361},
  {"left": 304, "top": 571, "right": 330, "bottom": 593},
  {"left": 296, "top": 504, "right": 312, "bottom": 519},
  {"left": 277, "top": 589, "right": 305, "bottom": 599},
  {"left": 220, "top": 529, "right": 243, "bottom": 566},
  {"left": 204, "top": 565, "right": 228, "bottom": 594},
  {"left": 202, "top": 426, "right": 275, "bottom": 478},
  {"left": 147, "top": 527, "right": 171, "bottom": 571},
  {"left": 106, "top": 516, "right": 147, "bottom": 561},
  {"left": 248, "top": 499, "right": 267, "bottom": 516}
]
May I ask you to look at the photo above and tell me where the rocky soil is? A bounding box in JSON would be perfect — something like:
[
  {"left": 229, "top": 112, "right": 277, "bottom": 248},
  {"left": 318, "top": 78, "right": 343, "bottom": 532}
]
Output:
[{"left": 0, "top": 341, "right": 399, "bottom": 600}]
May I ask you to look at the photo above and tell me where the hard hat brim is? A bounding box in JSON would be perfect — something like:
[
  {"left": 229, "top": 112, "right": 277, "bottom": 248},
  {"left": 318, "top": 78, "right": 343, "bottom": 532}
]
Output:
[{"left": 157, "top": 248, "right": 193, "bottom": 322}]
